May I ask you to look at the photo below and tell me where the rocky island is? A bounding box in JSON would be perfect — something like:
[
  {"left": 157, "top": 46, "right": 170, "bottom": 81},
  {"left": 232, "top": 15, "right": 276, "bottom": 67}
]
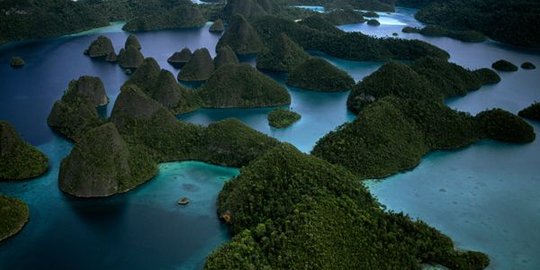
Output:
[
  {"left": 177, "top": 48, "right": 215, "bottom": 82},
  {"left": 287, "top": 58, "right": 355, "bottom": 91},
  {"left": 519, "top": 102, "right": 540, "bottom": 121},
  {"left": 209, "top": 19, "right": 225, "bottom": 33},
  {"left": 84, "top": 36, "right": 117, "bottom": 62},
  {"left": 10, "top": 57, "right": 25, "bottom": 68},
  {"left": 492, "top": 59, "right": 518, "bottom": 72},
  {"left": 168, "top": 48, "right": 192, "bottom": 68},
  {"left": 0, "top": 195, "right": 29, "bottom": 242},
  {"left": 199, "top": 64, "right": 290, "bottom": 108},
  {"left": 0, "top": 121, "right": 48, "bottom": 180},
  {"left": 213, "top": 45, "right": 239, "bottom": 68},
  {"left": 216, "top": 15, "right": 264, "bottom": 56}
]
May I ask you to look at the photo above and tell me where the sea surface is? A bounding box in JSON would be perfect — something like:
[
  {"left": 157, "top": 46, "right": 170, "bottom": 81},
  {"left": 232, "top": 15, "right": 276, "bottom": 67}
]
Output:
[{"left": 0, "top": 7, "right": 539, "bottom": 270}]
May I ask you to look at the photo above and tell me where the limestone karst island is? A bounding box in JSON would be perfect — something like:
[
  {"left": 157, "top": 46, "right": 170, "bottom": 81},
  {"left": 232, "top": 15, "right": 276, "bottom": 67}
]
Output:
[{"left": 1, "top": 0, "right": 540, "bottom": 269}]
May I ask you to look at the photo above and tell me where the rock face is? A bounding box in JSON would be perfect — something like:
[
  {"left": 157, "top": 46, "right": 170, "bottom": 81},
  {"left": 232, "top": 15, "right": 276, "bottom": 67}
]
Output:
[
  {"left": 199, "top": 64, "right": 291, "bottom": 108},
  {"left": 216, "top": 15, "right": 264, "bottom": 55},
  {"left": 59, "top": 122, "right": 156, "bottom": 197},
  {"left": 118, "top": 45, "right": 145, "bottom": 69},
  {"left": 287, "top": 58, "right": 355, "bottom": 91},
  {"left": 256, "top": 33, "right": 309, "bottom": 72},
  {"left": 210, "top": 19, "right": 225, "bottom": 33},
  {"left": 10, "top": 57, "right": 25, "bottom": 68},
  {"left": 214, "top": 45, "right": 239, "bottom": 68},
  {"left": 85, "top": 36, "right": 116, "bottom": 60},
  {"left": 492, "top": 59, "right": 518, "bottom": 72},
  {"left": 168, "top": 48, "right": 192, "bottom": 68},
  {"left": 177, "top": 48, "right": 215, "bottom": 81},
  {"left": 125, "top": 34, "right": 142, "bottom": 50},
  {"left": 0, "top": 121, "right": 48, "bottom": 180},
  {"left": 47, "top": 76, "right": 108, "bottom": 141}
]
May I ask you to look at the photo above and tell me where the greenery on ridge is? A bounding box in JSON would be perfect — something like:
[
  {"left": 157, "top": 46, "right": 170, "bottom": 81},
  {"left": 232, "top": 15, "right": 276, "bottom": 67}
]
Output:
[
  {"left": 0, "top": 121, "right": 49, "bottom": 180},
  {"left": 287, "top": 57, "right": 355, "bottom": 91},
  {"left": 256, "top": 33, "right": 309, "bottom": 72},
  {"left": 0, "top": 195, "right": 29, "bottom": 242},
  {"left": 216, "top": 14, "right": 264, "bottom": 55},
  {"left": 402, "top": 25, "right": 486, "bottom": 43},
  {"left": 519, "top": 102, "right": 540, "bottom": 121},
  {"left": 477, "top": 109, "right": 536, "bottom": 143},
  {"left": 267, "top": 109, "right": 301, "bottom": 128},
  {"left": 199, "top": 64, "right": 291, "bottom": 108},
  {"left": 205, "top": 145, "right": 489, "bottom": 269}
]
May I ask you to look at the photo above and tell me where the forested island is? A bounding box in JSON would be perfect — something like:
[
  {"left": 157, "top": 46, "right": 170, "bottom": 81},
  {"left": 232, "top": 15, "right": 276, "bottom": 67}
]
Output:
[
  {"left": 0, "top": 195, "right": 29, "bottom": 242},
  {"left": 267, "top": 109, "right": 301, "bottom": 128}
]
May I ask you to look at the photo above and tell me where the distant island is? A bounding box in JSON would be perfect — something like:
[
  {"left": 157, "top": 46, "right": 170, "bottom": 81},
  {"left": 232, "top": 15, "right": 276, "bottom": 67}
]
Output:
[
  {"left": 268, "top": 109, "right": 301, "bottom": 128},
  {"left": 0, "top": 195, "right": 29, "bottom": 242}
]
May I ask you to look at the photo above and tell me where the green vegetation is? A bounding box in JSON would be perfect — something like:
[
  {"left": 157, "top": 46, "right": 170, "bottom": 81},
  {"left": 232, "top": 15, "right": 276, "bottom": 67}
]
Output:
[
  {"left": 199, "top": 64, "right": 291, "bottom": 108},
  {"left": 118, "top": 45, "right": 145, "bottom": 70},
  {"left": 316, "top": 58, "right": 531, "bottom": 179},
  {"left": 0, "top": 195, "right": 29, "bottom": 242},
  {"left": 47, "top": 76, "right": 107, "bottom": 141},
  {"left": 125, "top": 34, "right": 142, "bottom": 50},
  {"left": 178, "top": 48, "right": 215, "bottom": 81},
  {"left": 122, "top": 0, "right": 205, "bottom": 32},
  {"left": 519, "top": 102, "right": 540, "bottom": 121},
  {"left": 492, "top": 59, "right": 518, "bottom": 72},
  {"left": 521, "top": 62, "right": 536, "bottom": 70},
  {"left": 256, "top": 33, "right": 309, "bottom": 72},
  {"left": 414, "top": 0, "right": 540, "bottom": 48},
  {"left": 209, "top": 19, "right": 225, "bottom": 33},
  {"left": 216, "top": 14, "right": 264, "bottom": 55},
  {"left": 477, "top": 109, "right": 536, "bottom": 143},
  {"left": 367, "top": 19, "right": 380, "bottom": 26},
  {"left": 268, "top": 109, "right": 301, "bottom": 128},
  {"left": 205, "top": 145, "right": 489, "bottom": 269},
  {"left": 84, "top": 36, "right": 116, "bottom": 62},
  {"left": 402, "top": 26, "right": 487, "bottom": 43},
  {"left": 252, "top": 15, "right": 449, "bottom": 61},
  {"left": 0, "top": 121, "right": 48, "bottom": 180},
  {"left": 221, "top": 0, "right": 279, "bottom": 20},
  {"left": 10, "top": 56, "right": 25, "bottom": 68},
  {"left": 167, "top": 48, "right": 192, "bottom": 68},
  {"left": 347, "top": 58, "right": 500, "bottom": 113},
  {"left": 319, "top": 9, "right": 365, "bottom": 25},
  {"left": 125, "top": 58, "right": 201, "bottom": 114},
  {"left": 287, "top": 57, "right": 355, "bottom": 91},
  {"left": 214, "top": 45, "right": 239, "bottom": 68}
]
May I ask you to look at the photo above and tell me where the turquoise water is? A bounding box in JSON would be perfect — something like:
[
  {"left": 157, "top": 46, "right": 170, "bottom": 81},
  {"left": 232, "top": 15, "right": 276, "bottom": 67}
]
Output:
[{"left": 0, "top": 7, "right": 539, "bottom": 270}]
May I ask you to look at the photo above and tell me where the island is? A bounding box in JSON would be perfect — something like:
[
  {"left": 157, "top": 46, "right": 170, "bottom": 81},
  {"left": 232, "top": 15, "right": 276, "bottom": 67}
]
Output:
[
  {"left": 84, "top": 36, "right": 117, "bottom": 62},
  {"left": 214, "top": 45, "right": 239, "bottom": 68},
  {"left": 319, "top": 9, "right": 366, "bottom": 25},
  {"left": 177, "top": 48, "right": 215, "bottom": 82},
  {"left": 125, "top": 34, "right": 142, "bottom": 50},
  {"left": 287, "top": 58, "right": 355, "bottom": 91},
  {"left": 10, "top": 57, "right": 25, "bottom": 68},
  {"left": 0, "top": 121, "right": 48, "bottom": 180},
  {"left": 519, "top": 102, "right": 540, "bottom": 121},
  {"left": 402, "top": 26, "right": 486, "bottom": 43},
  {"left": 256, "top": 33, "right": 309, "bottom": 72},
  {"left": 122, "top": 0, "right": 205, "bottom": 32},
  {"left": 198, "top": 64, "right": 291, "bottom": 108},
  {"left": 47, "top": 76, "right": 108, "bottom": 141},
  {"left": 521, "top": 62, "right": 536, "bottom": 70},
  {"left": 0, "top": 195, "right": 29, "bottom": 242},
  {"left": 367, "top": 19, "right": 380, "bottom": 26},
  {"left": 118, "top": 45, "right": 145, "bottom": 70},
  {"left": 205, "top": 144, "right": 489, "bottom": 269},
  {"left": 267, "top": 109, "right": 301, "bottom": 128},
  {"left": 209, "top": 19, "right": 225, "bottom": 33},
  {"left": 168, "top": 48, "right": 192, "bottom": 68},
  {"left": 216, "top": 15, "right": 264, "bottom": 55},
  {"left": 492, "top": 59, "right": 518, "bottom": 72}
]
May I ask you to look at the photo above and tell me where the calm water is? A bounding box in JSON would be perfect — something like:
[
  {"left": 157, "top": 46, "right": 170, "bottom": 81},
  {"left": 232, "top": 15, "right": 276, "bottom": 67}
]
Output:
[{"left": 0, "top": 7, "right": 539, "bottom": 270}]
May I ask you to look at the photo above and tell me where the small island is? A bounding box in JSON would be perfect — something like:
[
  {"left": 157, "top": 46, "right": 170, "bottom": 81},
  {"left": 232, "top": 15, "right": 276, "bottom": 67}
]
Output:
[
  {"left": 268, "top": 109, "right": 301, "bottom": 128},
  {"left": 118, "top": 45, "right": 145, "bottom": 70},
  {"left": 518, "top": 102, "right": 540, "bottom": 121},
  {"left": 0, "top": 195, "right": 29, "bottom": 242},
  {"left": 521, "top": 62, "right": 536, "bottom": 70},
  {"left": 177, "top": 197, "right": 190, "bottom": 205},
  {"left": 84, "top": 36, "right": 116, "bottom": 62},
  {"left": 168, "top": 48, "right": 192, "bottom": 68},
  {"left": 492, "top": 59, "right": 518, "bottom": 72},
  {"left": 320, "top": 9, "right": 365, "bottom": 25},
  {"left": 10, "top": 56, "right": 25, "bottom": 68},
  {"left": 287, "top": 58, "right": 355, "bottom": 91},
  {"left": 367, "top": 19, "right": 380, "bottom": 26},
  {"left": 209, "top": 19, "right": 225, "bottom": 33},
  {"left": 0, "top": 121, "right": 49, "bottom": 180},
  {"left": 177, "top": 48, "right": 215, "bottom": 82},
  {"left": 477, "top": 108, "right": 535, "bottom": 143}
]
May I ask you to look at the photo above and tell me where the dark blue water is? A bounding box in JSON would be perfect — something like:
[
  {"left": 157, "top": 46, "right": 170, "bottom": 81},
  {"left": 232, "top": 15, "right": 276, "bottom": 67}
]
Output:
[{"left": 1, "top": 8, "right": 540, "bottom": 270}]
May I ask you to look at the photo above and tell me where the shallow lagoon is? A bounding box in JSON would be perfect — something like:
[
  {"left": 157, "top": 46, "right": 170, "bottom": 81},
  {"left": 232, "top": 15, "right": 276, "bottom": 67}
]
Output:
[{"left": 0, "top": 7, "right": 539, "bottom": 270}]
